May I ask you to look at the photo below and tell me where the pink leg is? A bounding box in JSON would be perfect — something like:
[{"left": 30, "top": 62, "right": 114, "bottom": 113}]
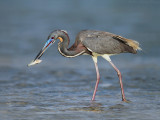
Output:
[
  {"left": 109, "top": 61, "right": 127, "bottom": 102},
  {"left": 92, "top": 61, "right": 100, "bottom": 101}
]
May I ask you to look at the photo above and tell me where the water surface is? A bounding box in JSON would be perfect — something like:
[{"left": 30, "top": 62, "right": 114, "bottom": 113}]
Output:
[{"left": 0, "top": 0, "right": 160, "bottom": 120}]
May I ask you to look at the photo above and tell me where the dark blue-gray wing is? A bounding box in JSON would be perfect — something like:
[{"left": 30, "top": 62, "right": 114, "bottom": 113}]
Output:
[
  {"left": 83, "top": 36, "right": 125, "bottom": 54},
  {"left": 76, "top": 30, "right": 136, "bottom": 54}
]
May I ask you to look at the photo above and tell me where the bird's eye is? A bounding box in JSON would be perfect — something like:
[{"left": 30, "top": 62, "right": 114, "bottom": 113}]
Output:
[{"left": 51, "top": 37, "right": 54, "bottom": 39}]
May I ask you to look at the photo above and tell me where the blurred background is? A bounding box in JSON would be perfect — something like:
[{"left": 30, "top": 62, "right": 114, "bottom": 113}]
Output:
[
  {"left": 0, "top": 0, "right": 160, "bottom": 120},
  {"left": 0, "top": 0, "right": 160, "bottom": 68}
]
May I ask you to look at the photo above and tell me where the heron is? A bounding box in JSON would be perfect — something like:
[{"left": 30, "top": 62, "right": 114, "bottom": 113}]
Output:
[{"left": 28, "top": 30, "right": 141, "bottom": 102}]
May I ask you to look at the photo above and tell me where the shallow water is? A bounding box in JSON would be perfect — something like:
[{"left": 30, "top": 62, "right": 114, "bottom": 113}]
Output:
[
  {"left": 0, "top": 60, "right": 160, "bottom": 120},
  {"left": 0, "top": 0, "right": 160, "bottom": 120}
]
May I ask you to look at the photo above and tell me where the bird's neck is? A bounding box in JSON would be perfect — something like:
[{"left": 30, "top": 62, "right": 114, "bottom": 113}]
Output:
[{"left": 57, "top": 30, "right": 84, "bottom": 57}]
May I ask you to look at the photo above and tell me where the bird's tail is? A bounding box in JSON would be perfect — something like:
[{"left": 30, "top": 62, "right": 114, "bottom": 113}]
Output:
[
  {"left": 114, "top": 35, "right": 142, "bottom": 51},
  {"left": 126, "top": 39, "right": 142, "bottom": 51}
]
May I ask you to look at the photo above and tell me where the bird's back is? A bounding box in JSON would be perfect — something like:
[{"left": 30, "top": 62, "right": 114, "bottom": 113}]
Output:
[{"left": 76, "top": 30, "right": 141, "bottom": 55}]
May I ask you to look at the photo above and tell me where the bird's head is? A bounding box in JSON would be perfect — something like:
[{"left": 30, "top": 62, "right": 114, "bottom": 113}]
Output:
[{"left": 27, "top": 30, "right": 66, "bottom": 66}]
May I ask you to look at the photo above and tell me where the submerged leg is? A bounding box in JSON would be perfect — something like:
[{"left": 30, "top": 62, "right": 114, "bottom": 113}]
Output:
[
  {"left": 102, "top": 55, "right": 127, "bottom": 102},
  {"left": 92, "top": 56, "right": 100, "bottom": 101}
]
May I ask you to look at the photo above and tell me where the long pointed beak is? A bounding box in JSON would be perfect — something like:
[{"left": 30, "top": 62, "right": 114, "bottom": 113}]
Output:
[{"left": 28, "top": 38, "right": 56, "bottom": 66}]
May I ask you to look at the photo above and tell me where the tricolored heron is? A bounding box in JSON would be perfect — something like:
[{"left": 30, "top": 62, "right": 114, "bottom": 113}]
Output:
[{"left": 28, "top": 30, "right": 141, "bottom": 102}]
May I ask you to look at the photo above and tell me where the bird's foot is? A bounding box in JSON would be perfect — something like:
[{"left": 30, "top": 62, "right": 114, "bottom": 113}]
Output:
[{"left": 122, "top": 98, "right": 131, "bottom": 103}]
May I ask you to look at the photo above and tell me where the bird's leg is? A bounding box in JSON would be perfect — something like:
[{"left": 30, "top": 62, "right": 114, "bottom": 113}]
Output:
[
  {"left": 108, "top": 61, "right": 127, "bottom": 102},
  {"left": 102, "top": 55, "right": 129, "bottom": 102},
  {"left": 92, "top": 56, "right": 100, "bottom": 101}
]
